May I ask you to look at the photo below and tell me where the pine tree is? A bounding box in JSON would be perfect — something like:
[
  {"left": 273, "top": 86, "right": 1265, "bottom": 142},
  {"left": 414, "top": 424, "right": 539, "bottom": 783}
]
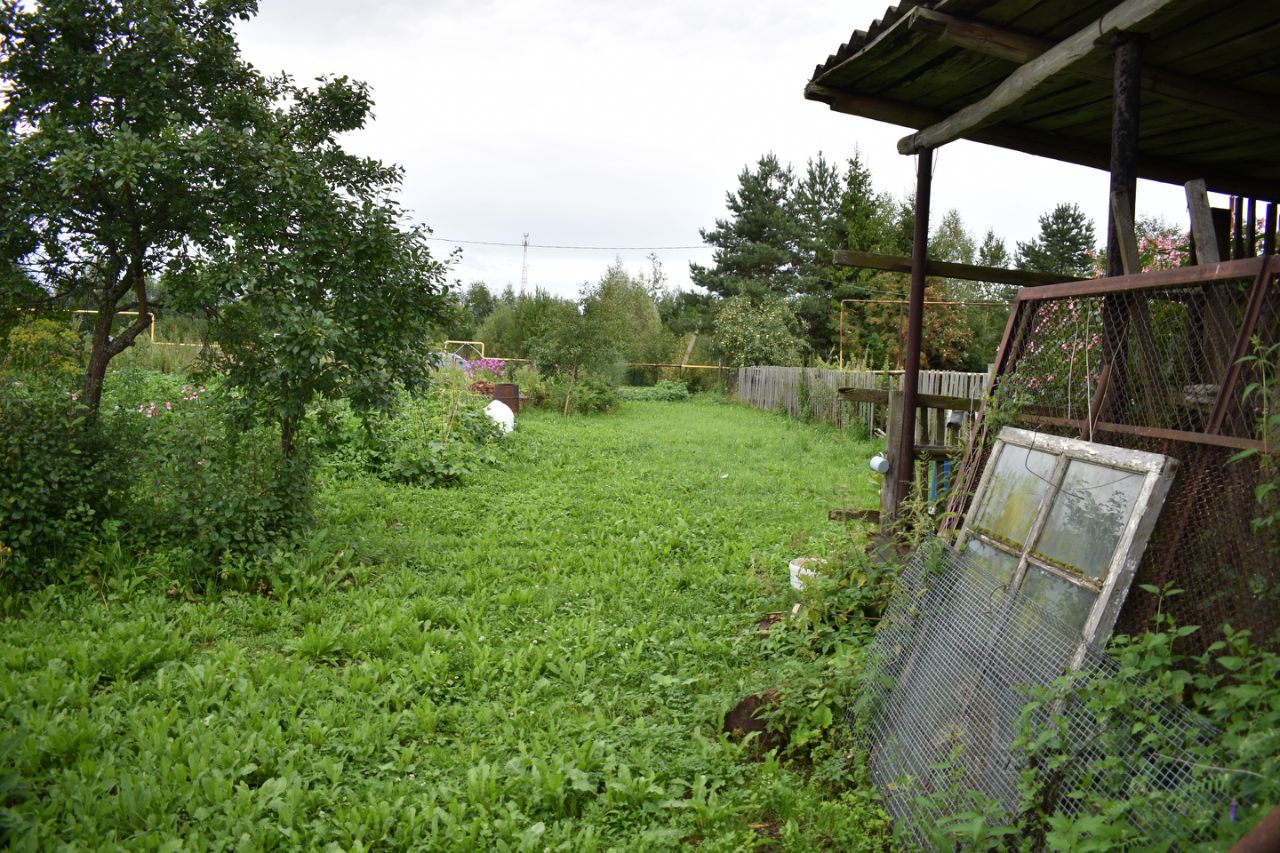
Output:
[
  {"left": 790, "top": 152, "right": 848, "bottom": 359},
  {"left": 689, "top": 153, "right": 799, "bottom": 301},
  {"left": 1015, "top": 203, "right": 1097, "bottom": 277}
]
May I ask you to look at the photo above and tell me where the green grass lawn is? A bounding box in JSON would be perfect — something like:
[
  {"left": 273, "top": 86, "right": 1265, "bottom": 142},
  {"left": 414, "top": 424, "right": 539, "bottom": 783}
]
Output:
[{"left": 1, "top": 398, "right": 891, "bottom": 851}]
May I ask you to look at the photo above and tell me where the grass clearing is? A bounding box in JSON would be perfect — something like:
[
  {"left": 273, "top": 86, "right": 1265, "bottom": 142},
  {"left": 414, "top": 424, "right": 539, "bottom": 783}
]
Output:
[{"left": 1, "top": 398, "right": 890, "bottom": 850}]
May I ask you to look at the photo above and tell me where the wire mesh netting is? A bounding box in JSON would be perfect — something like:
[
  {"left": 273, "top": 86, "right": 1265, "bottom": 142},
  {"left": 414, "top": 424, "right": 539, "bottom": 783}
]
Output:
[
  {"left": 946, "top": 262, "right": 1280, "bottom": 654},
  {"left": 858, "top": 543, "right": 1231, "bottom": 848}
]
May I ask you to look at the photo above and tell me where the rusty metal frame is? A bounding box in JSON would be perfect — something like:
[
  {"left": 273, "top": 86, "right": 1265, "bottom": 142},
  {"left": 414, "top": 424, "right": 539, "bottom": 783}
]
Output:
[
  {"left": 1009, "top": 254, "right": 1279, "bottom": 449},
  {"left": 942, "top": 253, "right": 1278, "bottom": 534}
]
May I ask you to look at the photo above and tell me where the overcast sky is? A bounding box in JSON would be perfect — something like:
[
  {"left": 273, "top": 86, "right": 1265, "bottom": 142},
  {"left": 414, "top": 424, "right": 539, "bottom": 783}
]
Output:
[{"left": 236, "top": 0, "right": 1206, "bottom": 299}]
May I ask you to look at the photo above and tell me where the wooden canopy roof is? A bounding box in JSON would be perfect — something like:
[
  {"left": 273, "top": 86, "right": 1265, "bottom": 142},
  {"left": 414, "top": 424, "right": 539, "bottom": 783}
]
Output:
[{"left": 805, "top": 0, "right": 1280, "bottom": 200}]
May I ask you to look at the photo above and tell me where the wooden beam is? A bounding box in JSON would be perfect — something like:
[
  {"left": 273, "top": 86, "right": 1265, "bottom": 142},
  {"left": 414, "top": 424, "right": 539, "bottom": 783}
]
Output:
[
  {"left": 1186, "top": 178, "right": 1221, "bottom": 263},
  {"left": 837, "top": 387, "right": 983, "bottom": 411},
  {"left": 898, "top": 0, "right": 1186, "bottom": 155},
  {"left": 895, "top": 150, "right": 933, "bottom": 509},
  {"left": 806, "top": 84, "right": 1280, "bottom": 202},
  {"left": 1015, "top": 255, "right": 1265, "bottom": 300},
  {"left": 1110, "top": 190, "right": 1142, "bottom": 275},
  {"left": 832, "top": 249, "right": 1085, "bottom": 287},
  {"left": 907, "top": 7, "right": 1280, "bottom": 130}
]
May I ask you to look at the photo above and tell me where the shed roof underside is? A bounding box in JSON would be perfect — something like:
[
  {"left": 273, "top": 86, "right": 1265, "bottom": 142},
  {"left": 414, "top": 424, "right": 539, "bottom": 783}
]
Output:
[{"left": 806, "top": 0, "right": 1280, "bottom": 200}]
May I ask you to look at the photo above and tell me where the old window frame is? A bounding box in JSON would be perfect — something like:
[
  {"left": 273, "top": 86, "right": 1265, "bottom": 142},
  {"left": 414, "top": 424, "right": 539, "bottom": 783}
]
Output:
[{"left": 956, "top": 426, "right": 1178, "bottom": 649}]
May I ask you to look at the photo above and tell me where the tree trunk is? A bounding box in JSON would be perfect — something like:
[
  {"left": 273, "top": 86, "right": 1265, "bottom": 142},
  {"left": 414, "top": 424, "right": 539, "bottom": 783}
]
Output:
[
  {"left": 82, "top": 301, "right": 116, "bottom": 414},
  {"left": 80, "top": 245, "right": 151, "bottom": 415},
  {"left": 281, "top": 416, "right": 296, "bottom": 459},
  {"left": 562, "top": 368, "right": 578, "bottom": 416}
]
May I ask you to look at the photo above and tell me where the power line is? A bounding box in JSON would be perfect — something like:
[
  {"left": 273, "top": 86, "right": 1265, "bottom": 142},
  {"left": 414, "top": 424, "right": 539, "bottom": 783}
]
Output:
[{"left": 425, "top": 236, "right": 712, "bottom": 250}]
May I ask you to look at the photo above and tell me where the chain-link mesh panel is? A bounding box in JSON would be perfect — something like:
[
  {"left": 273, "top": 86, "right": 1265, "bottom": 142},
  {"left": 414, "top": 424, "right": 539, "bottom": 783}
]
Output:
[
  {"left": 947, "top": 265, "right": 1280, "bottom": 654},
  {"left": 859, "top": 544, "right": 1230, "bottom": 848}
]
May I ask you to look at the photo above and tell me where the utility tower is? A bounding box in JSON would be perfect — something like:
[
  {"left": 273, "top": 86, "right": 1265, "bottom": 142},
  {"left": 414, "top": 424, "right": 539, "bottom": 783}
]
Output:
[{"left": 520, "top": 233, "right": 530, "bottom": 294}]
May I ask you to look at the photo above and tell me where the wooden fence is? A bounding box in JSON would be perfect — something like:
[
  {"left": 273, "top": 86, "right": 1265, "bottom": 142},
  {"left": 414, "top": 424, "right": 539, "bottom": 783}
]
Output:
[{"left": 735, "top": 366, "right": 990, "bottom": 431}]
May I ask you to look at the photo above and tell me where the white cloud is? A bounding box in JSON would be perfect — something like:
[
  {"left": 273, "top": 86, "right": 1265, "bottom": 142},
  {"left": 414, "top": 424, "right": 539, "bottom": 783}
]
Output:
[{"left": 237, "top": 0, "right": 1202, "bottom": 300}]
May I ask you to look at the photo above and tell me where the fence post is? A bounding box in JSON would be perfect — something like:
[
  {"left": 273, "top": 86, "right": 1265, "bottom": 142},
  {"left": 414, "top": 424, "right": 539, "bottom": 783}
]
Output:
[{"left": 881, "top": 390, "right": 903, "bottom": 524}]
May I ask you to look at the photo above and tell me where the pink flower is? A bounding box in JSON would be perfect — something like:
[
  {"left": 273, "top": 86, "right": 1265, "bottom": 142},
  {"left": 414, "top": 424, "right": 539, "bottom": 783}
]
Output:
[
  {"left": 197, "top": 459, "right": 207, "bottom": 466},
  {"left": 164, "top": 401, "right": 172, "bottom": 411}
]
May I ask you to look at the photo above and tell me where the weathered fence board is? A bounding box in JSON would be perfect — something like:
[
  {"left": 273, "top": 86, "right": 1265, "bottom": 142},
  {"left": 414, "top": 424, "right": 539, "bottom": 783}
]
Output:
[{"left": 735, "top": 366, "right": 990, "bottom": 431}]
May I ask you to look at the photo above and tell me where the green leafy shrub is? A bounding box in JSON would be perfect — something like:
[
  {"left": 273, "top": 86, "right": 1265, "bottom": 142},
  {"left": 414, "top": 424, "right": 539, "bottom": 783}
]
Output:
[
  {"left": 2, "top": 317, "right": 82, "bottom": 383},
  {"left": 547, "top": 374, "right": 617, "bottom": 415},
  {"left": 309, "top": 386, "right": 503, "bottom": 488},
  {"left": 375, "top": 388, "right": 502, "bottom": 487},
  {"left": 0, "top": 376, "right": 126, "bottom": 587},
  {"left": 307, "top": 399, "right": 378, "bottom": 479},
  {"left": 123, "top": 382, "right": 311, "bottom": 571},
  {"left": 1011, "top": 604, "right": 1280, "bottom": 851},
  {"left": 511, "top": 364, "right": 548, "bottom": 407},
  {"left": 618, "top": 380, "right": 691, "bottom": 402},
  {"left": 1230, "top": 337, "right": 1280, "bottom": 548},
  {"left": 760, "top": 545, "right": 900, "bottom": 758}
]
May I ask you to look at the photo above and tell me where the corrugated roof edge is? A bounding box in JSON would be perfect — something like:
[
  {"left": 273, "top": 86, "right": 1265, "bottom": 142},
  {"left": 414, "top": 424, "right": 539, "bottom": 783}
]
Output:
[{"left": 810, "top": 1, "right": 925, "bottom": 82}]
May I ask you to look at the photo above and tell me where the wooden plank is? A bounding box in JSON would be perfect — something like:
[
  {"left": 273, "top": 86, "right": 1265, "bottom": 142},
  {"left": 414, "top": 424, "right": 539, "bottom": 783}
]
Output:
[
  {"left": 832, "top": 249, "right": 1085, "bottom": 287},
  {"left": 1186, "top": 178, "right": 1221, "bottom": 263},
  {"left": 829, "top": 508, "right": 880, "bottom": 523},
  {"left": 1015, "top": 255, "right": 1265, "bottom": 301},
  {"left": 1110, "top": 190, "right": 1142, "bottom": 276},
  {"left": 907, "top": 7, "right": 1280, "bottom": 129},
  {"left": 898, "top": 0, "right": 1186, "bottom": 154},
  {"left": 837, "top": 387, "right": 983, "bottom": 410}
]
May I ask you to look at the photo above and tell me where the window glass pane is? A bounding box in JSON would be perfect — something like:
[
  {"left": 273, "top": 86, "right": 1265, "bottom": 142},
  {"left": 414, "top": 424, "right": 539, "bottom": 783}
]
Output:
[
  {"left": 1020, "top": 565, "right": 1097, "bottom": 634},
  {"left": 972, "top": 444, "right": 1056, "bottom": 549},
  {"left": 1032, "top": 460, "right": 1144, "bottom": 581},
  {"left": 966, "top": 537, "right": 1021, "bottom": 586}
]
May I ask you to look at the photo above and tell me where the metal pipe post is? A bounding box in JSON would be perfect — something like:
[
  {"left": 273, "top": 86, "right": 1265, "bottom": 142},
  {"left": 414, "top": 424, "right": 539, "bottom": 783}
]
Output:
[
  {"left": 1093, "top": 33, "right": 1144, "bottom": 431},
  {"left": 894, "top": 148, "right": 933, "bottom": 509}
]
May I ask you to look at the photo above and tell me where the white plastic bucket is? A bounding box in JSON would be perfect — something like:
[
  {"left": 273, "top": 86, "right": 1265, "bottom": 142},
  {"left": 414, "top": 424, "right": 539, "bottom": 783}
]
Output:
[{"left": 788, "top": 556, "right": 827, "bottom": 591}]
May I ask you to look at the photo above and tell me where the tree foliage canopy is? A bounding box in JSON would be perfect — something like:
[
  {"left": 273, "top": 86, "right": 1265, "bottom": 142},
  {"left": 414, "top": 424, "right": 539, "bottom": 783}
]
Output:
[
  {"left": 181, "top": 73, "right": 452, "bottom": 451},
  {"left": 690, "top": 153, "right": 799, "bottom": 301},
  {"left": 0, "top": 0, "right": 452, "bottom": 446},
  {"left": 0, "top": 0, "right": 266, "bottom": 408},
  {"left": 1015, "top": 202, "right": 1097, "bottom": 278},
  {"left": 711, "top": 296, "right": 800, "bottom": 368}
]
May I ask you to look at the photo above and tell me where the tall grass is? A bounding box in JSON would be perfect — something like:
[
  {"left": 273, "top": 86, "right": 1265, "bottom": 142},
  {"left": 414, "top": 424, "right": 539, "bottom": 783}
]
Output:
[{"left": 0, "top": 399, "right": 890, "bottom": 850}]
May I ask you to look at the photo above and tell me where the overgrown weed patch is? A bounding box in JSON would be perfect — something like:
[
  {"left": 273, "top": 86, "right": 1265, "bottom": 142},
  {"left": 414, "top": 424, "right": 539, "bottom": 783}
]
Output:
[{"left": 1, "top": 399, "right": 892, "bottom": 850}]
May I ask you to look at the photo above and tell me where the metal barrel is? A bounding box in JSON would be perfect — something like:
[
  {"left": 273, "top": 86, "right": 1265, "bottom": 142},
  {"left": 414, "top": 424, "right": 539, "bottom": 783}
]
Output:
[{"left": 492, "top": 383, "right": 519, "bottom": 416}]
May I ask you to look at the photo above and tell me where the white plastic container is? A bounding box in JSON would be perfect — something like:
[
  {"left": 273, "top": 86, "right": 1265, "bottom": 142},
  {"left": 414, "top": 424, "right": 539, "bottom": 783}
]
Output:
[
  {"left": 788, "top": 556, "right": 827, "bottom": 591},
  {"left": 484, "top": 399, "right": 515, "bottom": 434}
]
